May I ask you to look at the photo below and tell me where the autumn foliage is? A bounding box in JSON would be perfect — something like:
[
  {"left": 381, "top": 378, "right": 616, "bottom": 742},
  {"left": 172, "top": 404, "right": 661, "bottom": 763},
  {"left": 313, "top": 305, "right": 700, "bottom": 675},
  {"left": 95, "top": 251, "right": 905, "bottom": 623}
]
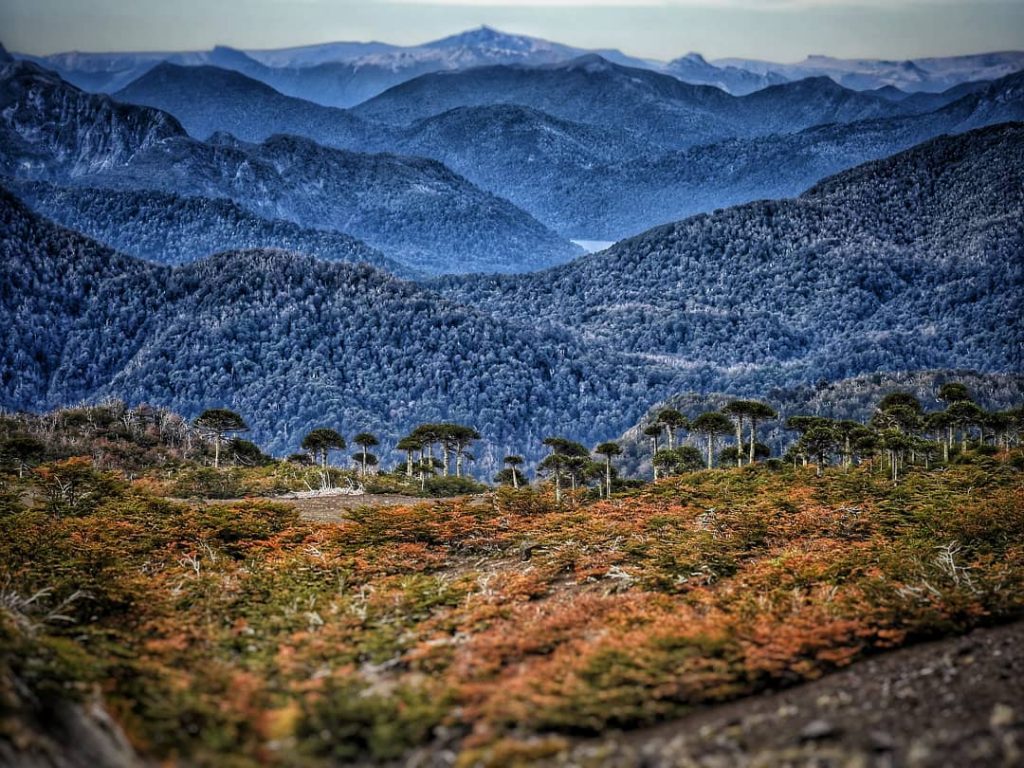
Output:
[{"left": 1, "top": 453, "right": 1023, "bottom": 765}]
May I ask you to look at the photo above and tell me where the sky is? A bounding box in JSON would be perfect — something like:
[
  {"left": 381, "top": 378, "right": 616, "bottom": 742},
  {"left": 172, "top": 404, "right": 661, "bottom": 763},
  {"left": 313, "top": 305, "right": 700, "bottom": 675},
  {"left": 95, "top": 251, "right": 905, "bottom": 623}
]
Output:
[{"left": 2, "top": 0, "right": 1023, "bottom": 61}]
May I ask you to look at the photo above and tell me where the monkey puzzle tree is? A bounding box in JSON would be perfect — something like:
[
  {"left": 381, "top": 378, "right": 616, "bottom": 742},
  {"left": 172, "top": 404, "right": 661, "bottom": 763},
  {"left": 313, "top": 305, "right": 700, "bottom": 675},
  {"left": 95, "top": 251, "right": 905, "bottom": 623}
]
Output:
[
  {"left": 937, "top": 382, "right": 972, "bottom": 406},
  {"left": 723, "top": 400, "right": 755, "bottom": 467},
  {"left": 353, "top": 432, "right": 379, "bottom": 476},
  {"left": 501, "top": 455, "right": 524, "bottom": 489},
  {"left": 396, "top": 435, "right": 423, "bottom": 477},
  {"left": 301, "top": 428, "right": 346, "bottom": 467},
  {"left": 447, "top": 424, "right": 481, "bottom": 478},
  {"left": 594, "top": 441, "right": 622, "bottom": 498},
  {"left": 643, "top": 424, "right": 664, "bottom": 478},
  {"left": 656, "top": 408, "right": 687, "bottom": 450},
  {"left": 946, "top": 400, "right": 985, "bottom": 454},
  {"left": 798, "top": 422, "right": 839, "bottom": 477},
  {"left": 691, "top": 412, "right": 734, "bottom": 469},
  {"left": 194, "top": 408, "right": 249, "bottom": 469},
  {"left": 745, "top": 401, "right": 777, "bottom": 464},
  {"left": 925, "top": 410, "right": 954, "bottom": 462},
  {"left": 653, "top": 448, "right": 681, "bottom": 478},
  {"left": 541, "top": 436, "right": 588, "bottom": 503},
  {"left": 0, "top": 435, "right": 45, "bottom": 479}
]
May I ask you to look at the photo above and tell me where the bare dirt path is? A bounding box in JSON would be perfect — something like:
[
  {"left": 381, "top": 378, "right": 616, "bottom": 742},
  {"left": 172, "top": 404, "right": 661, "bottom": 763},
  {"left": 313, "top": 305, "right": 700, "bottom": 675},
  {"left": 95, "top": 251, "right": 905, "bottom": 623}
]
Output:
[
  {"left": 540, "top": 619, "right": 1024, "bottom": 768},
  {"left": 289, "top": 492, "right": 472, "bottom": 522}
]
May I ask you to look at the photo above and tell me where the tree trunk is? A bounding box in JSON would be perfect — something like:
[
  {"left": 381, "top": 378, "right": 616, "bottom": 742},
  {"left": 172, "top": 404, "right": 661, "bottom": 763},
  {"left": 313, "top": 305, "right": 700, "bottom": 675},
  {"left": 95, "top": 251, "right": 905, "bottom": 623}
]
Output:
[
  {"left": 735, "top": 418, "right": 743, "bottom": 467},
  {"left": 512, "top": 467, "right": 519, "bottom": 489},
  {"left": 213, "top": 433, "right": 221, "bottom": 469},
  {"left": 442, "top": 445, "right": 450, "bottom": 477},
  {"left": 361, "top": 446, "right": 367, "bottom": 477},
  {"left": 554, "top": 472, "right": 562, "bottom": 504},
  {"left": 406, "top": 453, "right": 413, "bottom": 477},
  {"left": 666, "top": 427, "right": 674, "bottom": 450},
  {"left": 748, "top": 419, "right": 757, "bottom": 465},
  {"left": 456, "top": 449, "right": 463, "bottom": 478},
  {"left": 706, "top": 436, "right": 714, "bottom": 469},
  {"left": 605, "top": 457, "right": 612, "bottom": 498}
]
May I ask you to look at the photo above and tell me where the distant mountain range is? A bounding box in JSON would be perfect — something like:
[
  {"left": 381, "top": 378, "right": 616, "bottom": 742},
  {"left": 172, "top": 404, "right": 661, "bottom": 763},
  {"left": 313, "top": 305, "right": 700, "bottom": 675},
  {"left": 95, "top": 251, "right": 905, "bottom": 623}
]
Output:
[
  {"left": 351, "top": 56, "right": 908, "bottom": 149},
  {"left": 2, "top": 125, "right": 1019, "bottom": 467},
  {"left": 104, "top": 50, "right": 1024, "bottom": 236},
  {"left": 717, "top": 51, "right": 1024, "bottom": 93},
  {"left": 14, "top": 27, "right": 1023, "bottom": 104},
  {"left": 0, "top": 60, "right": 580, "bottom": 274}
]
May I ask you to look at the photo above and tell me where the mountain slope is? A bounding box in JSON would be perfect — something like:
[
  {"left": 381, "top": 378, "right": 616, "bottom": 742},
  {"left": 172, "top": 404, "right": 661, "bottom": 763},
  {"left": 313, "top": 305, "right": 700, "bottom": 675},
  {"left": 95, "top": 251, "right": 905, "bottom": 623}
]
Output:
[
  {"left": 7, "top": 179, "right": 416, "bottom": 276},
  {"left": 0, "top": 190, "right": 671, "bottom": 463},
  {"left": 0, "top": 188, "right": 159, "bottom": 410},
  {"left": 0, "top": 61, "right": 579, "bottom": 274},
  {"left": 435, "top": 124, "right": 1024, "bottom": 393},
  {"left": 514, "top": 70, "right": 1024, "bottom": 238},
  {"left": 113, "top": 62, "right": 373, "bottom": 144},
  {"left": 663, "top": 52, "right": 785, "bottom": 95}
]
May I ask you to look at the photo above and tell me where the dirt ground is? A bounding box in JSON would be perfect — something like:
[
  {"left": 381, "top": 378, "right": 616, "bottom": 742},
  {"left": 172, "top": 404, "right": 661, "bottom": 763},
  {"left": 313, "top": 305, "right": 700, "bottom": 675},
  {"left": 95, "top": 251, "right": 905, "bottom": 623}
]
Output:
[
  {"left": 530, "top": 619, "right": 1024, "bottom": 768},
  {"left": 287, "top": 492, "right": 469, "bottom": 522}
]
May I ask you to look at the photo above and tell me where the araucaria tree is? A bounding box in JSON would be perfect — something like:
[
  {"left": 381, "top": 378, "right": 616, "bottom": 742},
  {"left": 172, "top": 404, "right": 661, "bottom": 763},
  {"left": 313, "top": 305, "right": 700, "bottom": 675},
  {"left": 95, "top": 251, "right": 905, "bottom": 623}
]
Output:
[
  {"left": 396, "top": 435, "right": 423, "bottom": 477},
  {"left": 503, "top": 455, "right": 524, "bottom": 489},
  {"left": 745, "top": 401, "right": 777, "bottom": 465},
  {"left": 301, "top": 428, "right": 346, "bottom": 467},
  {"left": 643, "top": 424, "right": 663, "bottom": 479},
  {"left": 691, "top": 412, "right": 733, "bottom": 469},
  {"left": 540, "top": 437, "right": 589, "bottom": 504},
  {"left": 723, "top": 401, "right": 754, "bottom": 467},
  {"left": 194, "top": 409, "right": 249, "bottom": 468},
  {"left": 656, "top": 408, "right": 687, "bottom": 450},
  {"left": 594, "top": 441, "right": 622, "bottom": 498},
  {"left": 353, "top": 432, "right": 379, "bottom": 476}
]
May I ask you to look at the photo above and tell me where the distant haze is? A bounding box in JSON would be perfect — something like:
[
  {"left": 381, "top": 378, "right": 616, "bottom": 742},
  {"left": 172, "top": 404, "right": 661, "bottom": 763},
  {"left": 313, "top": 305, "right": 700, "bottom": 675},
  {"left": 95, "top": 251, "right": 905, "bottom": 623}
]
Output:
[{"left": 3, "top": 0, "right": 1023, "bottom": 61}]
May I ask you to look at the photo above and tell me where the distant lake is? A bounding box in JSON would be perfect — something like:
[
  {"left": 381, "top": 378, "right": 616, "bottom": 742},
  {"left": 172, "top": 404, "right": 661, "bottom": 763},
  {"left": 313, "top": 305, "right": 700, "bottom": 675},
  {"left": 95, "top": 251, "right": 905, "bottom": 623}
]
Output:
[{"left": 572, "top": 239, "right": 615, "bottom": 253}]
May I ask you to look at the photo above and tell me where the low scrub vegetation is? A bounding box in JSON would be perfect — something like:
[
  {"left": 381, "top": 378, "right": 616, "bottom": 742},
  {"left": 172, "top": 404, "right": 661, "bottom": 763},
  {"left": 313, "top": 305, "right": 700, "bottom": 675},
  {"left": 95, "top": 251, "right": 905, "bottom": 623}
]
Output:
[{"left": 2, "top": 441, "right": 1022, "bottom": 765}]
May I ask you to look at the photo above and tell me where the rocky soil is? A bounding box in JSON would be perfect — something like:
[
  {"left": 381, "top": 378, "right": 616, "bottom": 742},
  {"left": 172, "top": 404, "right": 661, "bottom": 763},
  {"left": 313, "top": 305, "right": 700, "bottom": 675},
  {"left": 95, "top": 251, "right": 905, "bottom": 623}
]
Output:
[{"left": 534, "top": 619, "right": 1024, "bottom": 768}]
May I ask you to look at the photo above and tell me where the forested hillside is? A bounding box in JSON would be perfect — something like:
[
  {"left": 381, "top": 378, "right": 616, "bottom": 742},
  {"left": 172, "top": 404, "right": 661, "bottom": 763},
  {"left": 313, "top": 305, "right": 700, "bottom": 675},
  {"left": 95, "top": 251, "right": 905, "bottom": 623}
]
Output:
[
  {"left": 437, "top": 124, "right": 1024, "bottom": 391},
  {"left": 0, "top": 60, "right": 580, "bottom": 274},
  {"left": 9, "top": 180, "right": 417, "bottom": 276},
  {"left": 0, "top": 190, "right": 670, "bottom": 465},
  {"left": 498, "top": 70, "right": 1024, "bottom": 238},
  {"left": 3, "top": 125, "right": 1020, "bottom": 468}
]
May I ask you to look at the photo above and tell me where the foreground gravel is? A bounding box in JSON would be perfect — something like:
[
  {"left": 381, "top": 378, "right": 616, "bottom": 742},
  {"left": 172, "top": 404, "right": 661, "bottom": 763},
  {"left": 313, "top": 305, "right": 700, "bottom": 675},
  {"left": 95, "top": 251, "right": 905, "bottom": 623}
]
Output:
[{"left": 537, "top": 620, "right": 1023, "bottom": 768}]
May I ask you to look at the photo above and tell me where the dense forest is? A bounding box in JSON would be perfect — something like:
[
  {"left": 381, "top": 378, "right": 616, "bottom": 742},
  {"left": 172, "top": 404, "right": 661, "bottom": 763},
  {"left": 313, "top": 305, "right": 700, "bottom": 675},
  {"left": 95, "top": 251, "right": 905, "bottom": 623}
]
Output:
[
  {"left": 437, "top": 124, "right": 1024, "bottom": 391},
  {"left": 0, "top": 189, "right": 669, "bottom": 465},
  {"left": 9, "top": 179, "right": 416, "bottom": 277}
]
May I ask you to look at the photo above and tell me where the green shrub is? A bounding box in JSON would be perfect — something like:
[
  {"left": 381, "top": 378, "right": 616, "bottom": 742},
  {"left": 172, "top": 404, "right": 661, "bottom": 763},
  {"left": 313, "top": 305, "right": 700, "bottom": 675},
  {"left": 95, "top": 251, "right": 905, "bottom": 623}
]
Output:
[{"left": 423, "top": 475, "right": 488, "bottom": 497}]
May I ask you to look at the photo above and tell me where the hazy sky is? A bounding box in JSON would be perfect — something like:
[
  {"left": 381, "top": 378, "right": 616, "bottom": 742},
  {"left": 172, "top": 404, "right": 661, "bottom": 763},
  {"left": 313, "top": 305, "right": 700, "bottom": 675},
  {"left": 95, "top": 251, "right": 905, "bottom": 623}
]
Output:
[{"left": 3, "top": 0, "right": 1023, "bottom": 61}]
